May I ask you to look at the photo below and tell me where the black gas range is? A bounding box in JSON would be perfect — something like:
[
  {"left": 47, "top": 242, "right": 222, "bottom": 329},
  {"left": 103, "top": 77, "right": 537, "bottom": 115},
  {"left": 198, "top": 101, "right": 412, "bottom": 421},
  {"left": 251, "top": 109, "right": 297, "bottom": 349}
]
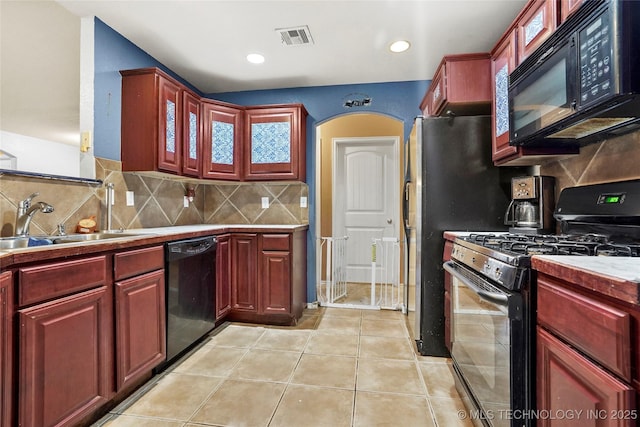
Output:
[{"left": 445, "top": 179, "right": 640, "bottom": 427}]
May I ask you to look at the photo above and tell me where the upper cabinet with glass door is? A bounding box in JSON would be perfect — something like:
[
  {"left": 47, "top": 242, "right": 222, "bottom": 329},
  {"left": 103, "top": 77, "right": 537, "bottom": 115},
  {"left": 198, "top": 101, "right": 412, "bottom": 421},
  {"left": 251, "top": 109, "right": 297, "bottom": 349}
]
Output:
[
  {"left": 490, "top": 0, "right": 580, "bottom": 165},
  {"left": 516, "top": 0, "right": 558, "bottom": 66},
  {"left": 181, "top": 90, "right": 201, "bottom": 177},
  {"left": 244, "top": 105, "right": 307, "bottom": 181},
  {"left": 121, "top": 68, "right": 185, "bottom": 175},
  {"left": 121, "top": 68, "right": 308, "bottom": 182},
  {"left": 202, "top": 100, "right": 244, "bottom": 180}
]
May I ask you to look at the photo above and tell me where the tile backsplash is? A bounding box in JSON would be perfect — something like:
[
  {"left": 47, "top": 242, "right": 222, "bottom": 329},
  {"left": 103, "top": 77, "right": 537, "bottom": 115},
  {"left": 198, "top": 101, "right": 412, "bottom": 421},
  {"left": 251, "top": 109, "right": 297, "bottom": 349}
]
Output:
[
  {"left": 0, "top": 157, "right": 308, "bottom": 237},
  {"left": 540, "top": 129, "right": 640, "bottom": 195},
  {"left": 2, "top": 129, "right": 637, "bottom": 238}
]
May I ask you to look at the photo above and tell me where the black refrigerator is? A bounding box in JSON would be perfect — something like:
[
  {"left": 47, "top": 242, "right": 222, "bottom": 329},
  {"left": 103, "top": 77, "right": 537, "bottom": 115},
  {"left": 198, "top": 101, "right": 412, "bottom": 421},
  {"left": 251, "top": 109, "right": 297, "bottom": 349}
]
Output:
[{"left": 403, "top": 115, "right": 520, "bottom": 357}]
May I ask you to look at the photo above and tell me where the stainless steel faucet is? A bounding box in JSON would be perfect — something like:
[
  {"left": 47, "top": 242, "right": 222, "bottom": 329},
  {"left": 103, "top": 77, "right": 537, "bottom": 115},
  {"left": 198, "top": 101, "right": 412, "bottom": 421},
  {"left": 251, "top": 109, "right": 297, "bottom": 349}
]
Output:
[{"left": 15, "top": 192, "right": 54, "bottom": 236}]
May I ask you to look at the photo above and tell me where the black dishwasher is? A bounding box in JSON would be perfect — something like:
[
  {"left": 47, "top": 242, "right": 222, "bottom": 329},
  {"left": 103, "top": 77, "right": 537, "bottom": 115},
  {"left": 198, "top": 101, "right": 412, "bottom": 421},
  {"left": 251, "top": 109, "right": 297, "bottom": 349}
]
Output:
[{"left": 159, "top": 235, "right": 217, "bottom": 370}]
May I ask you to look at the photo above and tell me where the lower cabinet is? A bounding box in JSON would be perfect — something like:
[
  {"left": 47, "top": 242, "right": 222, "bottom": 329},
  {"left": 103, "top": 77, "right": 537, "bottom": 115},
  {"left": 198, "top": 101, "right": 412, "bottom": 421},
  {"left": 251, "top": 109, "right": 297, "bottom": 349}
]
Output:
[
  {"left": 228, "top": 230, "right": 306, "bottom": 324},
  {"left": 14, "top": 245, "right": 166, "bottom": 427},
  {"left": 537, "top": 327, "right": 635, "bottom": 427},
  {"left": 6, "top": 231, "right": 306, "bottom": 426},
  {"left": 19, "top": 286, "right": 113, "bottom": 427},
  {"left": 230, "top": 233, "right": 259, "bottom": 313},
  {"left": 536, "top": 274, "right": 638, "bottom": 427},
  {"left": 215, "top": 234, "right": 232, "bottom": 320},
  {"left": 259, "top": 234, "right": 292, "bottom": 316},
  {"left": 0, "top": 271, "right": 13, "bottom": 427},
  {"left": 115, "top": 269, "right": 165, "bottom": 391},
  {"left": 113, "top": 246, "right": 166, "bottom": 391}
]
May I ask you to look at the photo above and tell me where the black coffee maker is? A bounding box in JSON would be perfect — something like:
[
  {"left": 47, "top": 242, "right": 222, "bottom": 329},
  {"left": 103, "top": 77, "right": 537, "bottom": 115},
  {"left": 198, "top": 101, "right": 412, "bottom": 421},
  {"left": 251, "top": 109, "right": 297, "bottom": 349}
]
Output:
[{"left": 504, "top": 176, "right": 555, "bottom": 234}]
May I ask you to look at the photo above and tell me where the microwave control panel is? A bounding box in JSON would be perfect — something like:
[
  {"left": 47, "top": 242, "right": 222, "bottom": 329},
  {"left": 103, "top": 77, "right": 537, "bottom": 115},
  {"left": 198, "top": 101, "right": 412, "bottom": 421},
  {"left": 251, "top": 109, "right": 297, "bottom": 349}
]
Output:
[{"left": 579, "top": 10, "right": 612, "bottom": 105}]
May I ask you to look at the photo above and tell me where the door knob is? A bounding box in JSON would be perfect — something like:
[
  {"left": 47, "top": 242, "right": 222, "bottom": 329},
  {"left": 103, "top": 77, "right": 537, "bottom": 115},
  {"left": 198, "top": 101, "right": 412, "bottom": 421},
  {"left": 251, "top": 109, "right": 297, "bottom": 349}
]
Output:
[{"left": 387, "top": 218, "right": 393, "bottom": 224}]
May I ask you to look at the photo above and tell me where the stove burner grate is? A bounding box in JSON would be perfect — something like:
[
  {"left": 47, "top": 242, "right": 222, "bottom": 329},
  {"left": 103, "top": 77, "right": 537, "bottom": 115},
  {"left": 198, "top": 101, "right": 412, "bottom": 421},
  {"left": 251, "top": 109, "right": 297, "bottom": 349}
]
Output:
[{"left": 463, "top": 232, "right": 639, "bottom": 257}]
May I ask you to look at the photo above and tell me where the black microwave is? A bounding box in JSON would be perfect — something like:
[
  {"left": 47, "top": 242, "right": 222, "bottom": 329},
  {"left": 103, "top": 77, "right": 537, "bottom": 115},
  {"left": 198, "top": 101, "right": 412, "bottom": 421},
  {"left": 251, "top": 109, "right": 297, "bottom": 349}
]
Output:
[{"left": 509, "top": 0, "right": 640, "bottom": 147}]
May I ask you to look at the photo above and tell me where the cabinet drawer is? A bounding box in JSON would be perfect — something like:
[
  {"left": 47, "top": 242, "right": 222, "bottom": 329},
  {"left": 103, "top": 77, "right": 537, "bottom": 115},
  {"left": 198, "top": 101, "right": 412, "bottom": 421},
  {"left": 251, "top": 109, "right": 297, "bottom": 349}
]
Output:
[
  {"left": 261, "top": 234, "right": 290, "bottom": 251},
  {"left": 537, "top": 278, "right": 631, "bottom": 380},
  {"left": 19, "top": 256, "right": 108, "bottom": 307},
  {"left": 114, "top": 245, "right": 164, "bottom": 281}
]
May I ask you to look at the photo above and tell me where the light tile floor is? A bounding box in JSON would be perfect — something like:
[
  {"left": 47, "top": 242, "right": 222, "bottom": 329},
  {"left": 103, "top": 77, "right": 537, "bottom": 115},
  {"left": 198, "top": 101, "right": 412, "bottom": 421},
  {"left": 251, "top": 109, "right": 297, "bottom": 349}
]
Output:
[{"left": 95, "top": 307, "right": 474, "bottom": 427}]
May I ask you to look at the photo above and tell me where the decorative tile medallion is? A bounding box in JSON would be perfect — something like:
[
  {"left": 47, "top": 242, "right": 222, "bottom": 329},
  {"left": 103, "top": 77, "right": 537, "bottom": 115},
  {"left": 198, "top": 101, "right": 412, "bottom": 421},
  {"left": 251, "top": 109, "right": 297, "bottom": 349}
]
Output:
[
  {"left": 166, "top": 100, "right": 176, "bottom": 154},
  {"left": 251, "top": 122, "right": 291, "bottom": 164},
  {"left": 525, "top": 11, "right": 544, "bottom": 46},
  {"left": 188, "top": 111, "right": 198, "bottom": 160},
  {"left": 212, "top": 121, "right": 235, "bottom": 165},
  {"left": 495, "top": 64, "right": 509, "bottom": 137}
]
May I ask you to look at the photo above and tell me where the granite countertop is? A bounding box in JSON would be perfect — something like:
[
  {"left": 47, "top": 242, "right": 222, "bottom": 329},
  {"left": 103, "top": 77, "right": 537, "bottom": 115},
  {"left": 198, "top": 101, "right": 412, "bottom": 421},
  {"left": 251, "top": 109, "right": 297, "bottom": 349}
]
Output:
[
  {"left": 0, "top": 224, "right": 308, "bottom": 267},
  {"left": 532, "top": 255, "right": 640, "bottom": 306}
]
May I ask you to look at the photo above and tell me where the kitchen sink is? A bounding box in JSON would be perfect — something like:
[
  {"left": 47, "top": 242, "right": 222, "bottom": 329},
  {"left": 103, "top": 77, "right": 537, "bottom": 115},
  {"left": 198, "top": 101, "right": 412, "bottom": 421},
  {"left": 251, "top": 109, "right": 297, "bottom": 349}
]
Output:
[
  {"left": 51, "top": 232, "right": 141, "bottom": 244},
  {"left": 0, "top": 233, "right": 142, "bottom": 250},
  {"left": 0, "top": 236, "right": 32, "bottom": 249}
]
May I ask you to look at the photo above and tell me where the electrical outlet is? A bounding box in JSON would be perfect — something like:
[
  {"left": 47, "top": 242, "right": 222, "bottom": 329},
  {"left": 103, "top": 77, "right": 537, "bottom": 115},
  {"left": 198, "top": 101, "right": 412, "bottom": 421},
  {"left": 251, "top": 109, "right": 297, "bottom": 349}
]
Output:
[
  {"left": 126, "top": 191, "right": 135, "bottom": 206},
  {"left": 300, "top": 196, "right": 308, "bottom": 208},
  {"left": 261, "top": 197, "right": 269, "bottom": 209}
]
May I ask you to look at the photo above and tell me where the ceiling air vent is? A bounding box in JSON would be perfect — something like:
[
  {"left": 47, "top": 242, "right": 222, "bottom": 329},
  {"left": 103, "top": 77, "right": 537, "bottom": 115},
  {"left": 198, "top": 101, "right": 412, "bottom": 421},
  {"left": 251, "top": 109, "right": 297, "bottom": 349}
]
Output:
[{"left": 276, "top": 25, "right": 314, "bottom": 46}]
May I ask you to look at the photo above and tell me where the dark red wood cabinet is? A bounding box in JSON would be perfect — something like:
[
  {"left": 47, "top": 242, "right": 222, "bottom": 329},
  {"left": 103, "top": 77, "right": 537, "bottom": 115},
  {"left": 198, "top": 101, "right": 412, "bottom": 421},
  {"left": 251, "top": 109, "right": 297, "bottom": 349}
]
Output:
[
  {"left": 489, "top": 5, "right": 579, "bottom": 166},
  {"left": 121, "top": 68, "right": 184, "bottom": 174},
  {"left": 420, "top": 53, "right": 492, "bottom": 117},
  {"left": 536, "top": 274, "right": 638, "bottom": 427},
  {"left": 0, "top": 271, "right": 13, "bottom": 427},
  {"left": 516, "top": 0, "right": 558, "bottom": 65},
  {"left": 19, "top": 286, "right": 113, "bottom": 427},
  {"left": 215, "top": 234, "right": 232, "bottom": 320},
  {"left": 560, "top": 0, "right": 585, "bottom": 23},
  {"left": 17, "top": 256, "right": 113, "bottom": 427},
  {"left": 202, "top": 100, "right": 244, "bottom": 180},
  {"left": 537, "top": 327, "right": 635, "bottom": 427},
  {"left": 181, "top": 90, "right": 202, "bottom": 177},
  {"left": 491, "top": 30, "right": 519, "bottom": 164},
  {"left": 121, "top": 68, "right": 307, "bottom": 182},
  {"left": 228, "top": 231, "right": 306, "bottom": 325},
  {"left": 244, "top": 105, "right": 307, "bottom": 181},
  {"left": 259, "top": 234, "right": 292, "bottom": 316},
  {"left": 114, "top": 246, "right": 166, "bottom": 391},
  {"left": 11, "top": 245, "right": 168, "bottom": 427},
  {"left": 230, "top": 233, "right": 259, "bottom": 313}
]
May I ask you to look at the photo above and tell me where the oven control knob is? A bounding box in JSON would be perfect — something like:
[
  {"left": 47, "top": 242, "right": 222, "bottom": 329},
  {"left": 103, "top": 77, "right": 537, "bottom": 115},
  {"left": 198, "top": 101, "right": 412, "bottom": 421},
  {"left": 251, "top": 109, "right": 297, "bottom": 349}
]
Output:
[{"left": 494, "top": 268, "right": 501, "bottom": 278}]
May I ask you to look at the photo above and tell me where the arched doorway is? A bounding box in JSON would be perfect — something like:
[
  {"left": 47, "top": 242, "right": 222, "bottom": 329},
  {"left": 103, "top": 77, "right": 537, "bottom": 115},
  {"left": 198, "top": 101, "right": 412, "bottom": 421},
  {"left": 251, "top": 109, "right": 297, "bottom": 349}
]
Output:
[{"left": 315, "top": 113, "right": 405, "bottom": 310}]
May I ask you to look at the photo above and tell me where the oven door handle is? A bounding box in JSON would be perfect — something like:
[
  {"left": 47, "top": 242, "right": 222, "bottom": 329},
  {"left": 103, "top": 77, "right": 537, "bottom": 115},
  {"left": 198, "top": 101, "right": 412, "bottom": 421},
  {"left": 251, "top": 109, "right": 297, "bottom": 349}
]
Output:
[{"left": 443, "top": 261, "right": 509, "bottom": 307}]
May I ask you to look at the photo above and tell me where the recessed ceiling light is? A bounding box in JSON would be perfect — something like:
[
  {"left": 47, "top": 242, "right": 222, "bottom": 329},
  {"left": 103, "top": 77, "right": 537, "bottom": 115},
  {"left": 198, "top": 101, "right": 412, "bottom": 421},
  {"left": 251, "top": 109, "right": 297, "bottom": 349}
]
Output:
[
  {"left": 389, "top": 40, "right": 411, "bottom": 53},
  {"left": 246, "top": 53, "right": 265, "bottom": 64}
]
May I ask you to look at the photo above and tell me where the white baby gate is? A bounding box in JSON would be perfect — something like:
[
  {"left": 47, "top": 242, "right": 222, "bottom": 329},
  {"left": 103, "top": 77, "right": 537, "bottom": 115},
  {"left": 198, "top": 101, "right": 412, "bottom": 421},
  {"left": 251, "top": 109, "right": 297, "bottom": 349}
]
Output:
[
  {"left": 317, "top": 236, "right": 402, "bottom": 310},
  {"left": 318, "top": 236, "right": 348, "bottom": 305},
  {"left": 370, "top": 237, "right": 403, "bottom": 310}
]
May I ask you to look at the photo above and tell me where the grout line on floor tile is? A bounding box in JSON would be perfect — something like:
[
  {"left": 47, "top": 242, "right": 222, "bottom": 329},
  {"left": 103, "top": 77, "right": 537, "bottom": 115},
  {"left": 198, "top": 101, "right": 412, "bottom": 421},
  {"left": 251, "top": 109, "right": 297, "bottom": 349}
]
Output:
[{"left": 97, "top": 308, "right": 468, "bottom": 426}]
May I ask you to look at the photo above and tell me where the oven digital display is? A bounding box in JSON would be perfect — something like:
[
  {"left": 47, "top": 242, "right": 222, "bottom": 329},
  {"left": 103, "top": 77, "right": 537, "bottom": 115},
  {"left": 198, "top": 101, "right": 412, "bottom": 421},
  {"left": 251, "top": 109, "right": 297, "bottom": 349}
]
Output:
[{"left": 598, "top": 193, "right": 625, "bottom": 204}]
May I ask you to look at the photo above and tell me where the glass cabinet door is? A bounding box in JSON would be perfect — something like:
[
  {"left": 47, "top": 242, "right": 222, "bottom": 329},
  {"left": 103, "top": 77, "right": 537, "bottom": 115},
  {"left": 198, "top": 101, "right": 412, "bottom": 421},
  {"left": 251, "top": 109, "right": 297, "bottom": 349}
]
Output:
[
  {"left": 244, "top": 105, "right": 307, "bottom": 181},
  {"left": 157, "top": 76, "right": 182, "bottom": 174},
  {"left": 202, "top": 101, "right": 243, "bottom": 180},
  {"left": 182, "top": 90, "right": 201, "bottom": 177}
]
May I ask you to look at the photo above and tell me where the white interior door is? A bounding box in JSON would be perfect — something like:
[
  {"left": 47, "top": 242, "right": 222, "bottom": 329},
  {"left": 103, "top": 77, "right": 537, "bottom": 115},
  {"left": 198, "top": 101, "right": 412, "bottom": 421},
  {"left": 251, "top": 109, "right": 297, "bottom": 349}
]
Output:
[{"left": 333, "top": 137, "right": 399, "bottom": 283}]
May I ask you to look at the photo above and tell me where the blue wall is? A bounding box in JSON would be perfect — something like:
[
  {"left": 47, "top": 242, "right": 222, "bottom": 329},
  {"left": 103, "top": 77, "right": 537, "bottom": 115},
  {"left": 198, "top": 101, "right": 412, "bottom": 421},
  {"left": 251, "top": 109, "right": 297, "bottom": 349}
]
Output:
[
  {"left": 93, "top": 17, "right": 430, "bottom": 302},
  {"left": 94, "top": 18, "right": 201, "bottom": 160}
]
